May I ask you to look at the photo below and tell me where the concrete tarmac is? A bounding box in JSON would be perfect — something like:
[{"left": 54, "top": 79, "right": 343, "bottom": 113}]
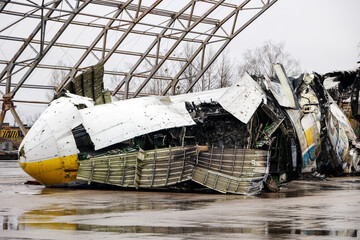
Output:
[{"left": 0, "top": 160, "right": 359, "bottom": 239}]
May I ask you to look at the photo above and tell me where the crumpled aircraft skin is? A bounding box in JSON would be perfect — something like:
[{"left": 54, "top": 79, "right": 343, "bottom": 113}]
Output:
[{"left": 18, "top": 64, "right": 360, "bottom": 194}]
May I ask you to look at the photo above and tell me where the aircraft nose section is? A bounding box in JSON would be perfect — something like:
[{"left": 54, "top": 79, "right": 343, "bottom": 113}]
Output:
[
  {"left": 17, "top": 96, "right": 93, "bottom": 186},
  {"left": 19, "top": 149, "right": 78, "bottom": 186}
]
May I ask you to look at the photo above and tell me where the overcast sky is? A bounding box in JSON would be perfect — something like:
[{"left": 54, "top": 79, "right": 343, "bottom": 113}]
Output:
[{"left": 229, "top": 0, "right": 360, "bottom": 73}]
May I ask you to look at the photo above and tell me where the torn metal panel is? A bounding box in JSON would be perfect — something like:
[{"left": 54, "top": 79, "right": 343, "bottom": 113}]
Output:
[
  {"left": 170, "top": 87, "right": 227, "bottom": 105},
  {"left": 330, "top": 103, "right": 357, "bottom": 142},
  {"left": 296, "top": 79, "right": 321, "bottom": 134},
  {"left": 80, "top": 96, "right": 196, "bottom": 151},
  {"left": 301, "top": 114, "right": 321, "bottom": 164},
  {"left": 184, "top": 102, "right": 252, "bottom": 148},
  {"left": 286, "top": 109, "right": 317, "bottom": 172},
  {"left": 57, "top": 61, "right": 111, "bottom": 105},
  {"left": 77, "top": 146, "right": 269, "bottom": 195},
  {"left": 324, "top": 76, "right": 340, "bottom": 90},
  {"left": 218, "top": 72, "right": 266, "bottom": 124},
  {"left": 266, "top": 77, "right": 293, "bottom": 108},
  {"left": 192, "top": 167, "right": 265, "bottom": 195},
  {"left": 77, "top": 146, "right": 197, "bottom": 188},
  {"left": 273, "top": 64, "right": 299, "bottom": 109},
  {"left": 192, "top": 148, "right": 269, "bottom": 195},
  {"left": 345, "top": 149, "right": 360, "bottom": 173},
  {"left": 327, "top": 106, "right": 351, "bottom": 171},
  {"left": 320, "top": 67, "right": 360, "bottom": 174}
]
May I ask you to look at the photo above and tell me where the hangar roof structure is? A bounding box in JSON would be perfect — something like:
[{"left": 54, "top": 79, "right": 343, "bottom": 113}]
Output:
[{"left": 0, "top": 0, "right": 277, "bottom": 134}]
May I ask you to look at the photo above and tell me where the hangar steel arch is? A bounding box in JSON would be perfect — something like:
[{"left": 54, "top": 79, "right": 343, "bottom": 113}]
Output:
[{"left": 0, "top": 0, "right": 277, "bottom": 135}]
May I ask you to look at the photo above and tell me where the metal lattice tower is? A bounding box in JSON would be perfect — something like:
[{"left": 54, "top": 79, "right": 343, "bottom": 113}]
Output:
[{"left": 0, "top": 0, "right": 277, "bottom": 135}]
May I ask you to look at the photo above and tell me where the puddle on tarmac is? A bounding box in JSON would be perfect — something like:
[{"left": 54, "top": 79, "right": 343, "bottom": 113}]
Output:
[
  {"left": 1, "top": 160, "right": 360, "bottom": 239},
  {"left": 2, "top": 215, "right": 359, "bottom": 238}
]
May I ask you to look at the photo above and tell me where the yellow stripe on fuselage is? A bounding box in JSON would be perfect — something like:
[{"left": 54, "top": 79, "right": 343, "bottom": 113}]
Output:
[{"left": 19, "top": 155, "right": 78, "bottom": 186}]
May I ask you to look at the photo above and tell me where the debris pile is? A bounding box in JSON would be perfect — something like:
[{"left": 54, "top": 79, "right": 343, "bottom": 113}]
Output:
[{"left": 18, "top": 63, "right": 360, "bottom": 195}]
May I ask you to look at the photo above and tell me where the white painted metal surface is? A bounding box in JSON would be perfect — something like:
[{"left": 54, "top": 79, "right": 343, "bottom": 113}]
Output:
[
  {"left": 21, "top": 81, "right": 267, "bottom": 158},
  {"left": 273, "top": 64, "right": 298, "bottom": 109},
  {"left": 301, "top": 113, "right": 321, "bottom": 172},
  {"left": 266, "top": 77, "right": 293, "bottom": 108},
  {"left": 19, "top": 95, "right": 94, "bottom": 163},
  {"left": 170, "top": 87, "right": 227, "bottom": 105},
  {"left": 286, "top": 109, "right": 317, "bottom": 173},
  {"left": 80, "top": 96, "right": 196, "bottom": 150},
  {"left": 218, "top": 73, "right": 266, "bottom": 124}
]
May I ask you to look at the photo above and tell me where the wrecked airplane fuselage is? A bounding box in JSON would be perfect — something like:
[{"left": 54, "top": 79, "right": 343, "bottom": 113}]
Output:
[{"left": 18, "top": 64, "right": 360, "bottom": 195}]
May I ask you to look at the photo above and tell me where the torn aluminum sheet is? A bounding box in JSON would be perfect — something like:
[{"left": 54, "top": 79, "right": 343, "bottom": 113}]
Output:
[
  {"left": 218, "top": 72, "right": 266, "bottom": 124},
  {"left": 77, "top": 146, "right": 198, "bottom": 189},
  {"left": 273, "top": 64, "right": 299, "bottom": 109},
  {"left": 76, "top": 146, "right": 270, "bottom": 195},
  {"left": 191, "top": 147, "right": 269, "bottom": 195},
  {"left": 79, "top": 73, "right": 265, "bottom": 150},
  {"left": 266, "top": 77, "right": 293, "bottom": 108},
  {"left": 296, "top": 76, "right": 322, "bottom": 134},
  {"left": 346, "top": 149, "right": 360, "bottom": 173},
  {"left": 301, "top": 113, "right": 321, "bottom": 165},
  {"left": 323, "top": 76, "right": 340, "bottom": 90},
  {"left": 326, "top": 103, "right": 358, "bottom": 171},
  {"left": 286, "top": 109, "right": 318, "bottom": 173},
  {"left": 80, "top": 96, "right": 196, "bottom": 151},
  {"left": 266, "top": 64, "right": 299, "bottom": 109},
  {"left": 327, "top": 111, "right": 347, "bottom": 169},
  {"left": 330, "top": 103, "right": 357, "bottom": 142},
  {"left": 170, "top": 87, "right": 227, "bottom": 105},
  {"left": 56, "top": 61, "right": 111, "bottom": 105}
]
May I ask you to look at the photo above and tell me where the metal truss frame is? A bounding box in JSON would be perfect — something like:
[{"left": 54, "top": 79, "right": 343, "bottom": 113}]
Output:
[{"left": 0, "top": 0, "right": 277, "bottom": 135}]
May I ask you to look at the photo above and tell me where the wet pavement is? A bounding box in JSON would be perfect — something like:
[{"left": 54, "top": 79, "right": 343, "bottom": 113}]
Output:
[{"left": 0, "top": 160, "right": 359, "bottom": 239}]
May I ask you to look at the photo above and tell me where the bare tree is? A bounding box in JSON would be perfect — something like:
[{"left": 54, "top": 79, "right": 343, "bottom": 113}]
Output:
[
  {"left": 26, "top": 113, "right": 41, "bottom": 126},
  {"left": 177, "top": 44, "right": 201, "bottom": 93},
  {"left": 46, "top": 60, "right": 68, "bottom": 101},
  {"left": 217, "top": 51, "right": 234, "bottom": 88},
  {"left": 146, "top": 65, "right": 172, "bottom": 95},
  {"left": 201, "top": 61, "right": 217, "bottom": 91},
  {"left": 238, "top": 40, "right": 301, "bottom": 78},
  {"left": 178, "top": 45, "right": 233, "bottom": 93},
  {"left": 200, "top": 47, "right": 217, "bottom": 91}
]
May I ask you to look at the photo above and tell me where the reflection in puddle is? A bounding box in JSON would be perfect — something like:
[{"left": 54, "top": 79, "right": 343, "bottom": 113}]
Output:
[
  {"left": 20, "top": 197, "right": 219, "bottom": 218},
  {"left": 1, "top": 215, "right": 18, "bottom": 230},
  {"left": 1, "top": 215, "right": 358, "bottom": 238}
]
